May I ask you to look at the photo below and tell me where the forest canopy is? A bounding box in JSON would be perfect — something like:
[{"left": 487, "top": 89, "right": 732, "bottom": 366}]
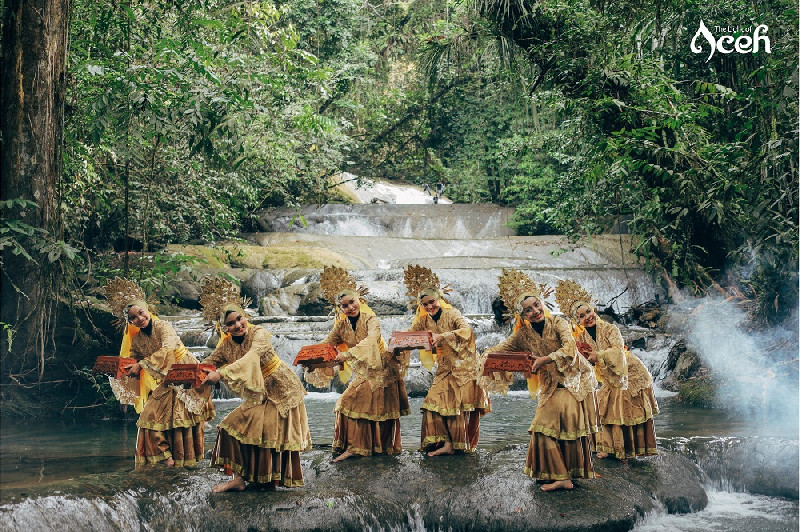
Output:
[{"left": 1, "top": 0, "right": 797, "bottom": 379}]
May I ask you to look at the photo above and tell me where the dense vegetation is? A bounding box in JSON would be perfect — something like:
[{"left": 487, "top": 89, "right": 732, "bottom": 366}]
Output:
[{"left": 1, "top": 0, "right": 797, "bottom": 386}]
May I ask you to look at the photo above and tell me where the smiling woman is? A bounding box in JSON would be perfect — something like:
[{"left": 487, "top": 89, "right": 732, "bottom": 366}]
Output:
[{"left": 101, "top": 278, "right": 215, "bottom": 470}]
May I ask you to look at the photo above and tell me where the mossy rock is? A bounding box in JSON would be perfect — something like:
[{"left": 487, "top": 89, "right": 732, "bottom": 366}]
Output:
[{"left": 677, "top": 377, "right": 716, "bottom": 407}]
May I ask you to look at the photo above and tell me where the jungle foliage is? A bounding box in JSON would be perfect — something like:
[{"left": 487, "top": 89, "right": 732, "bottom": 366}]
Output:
[{"left": 1, "top": 0, "right": 797, "bottom": 373}]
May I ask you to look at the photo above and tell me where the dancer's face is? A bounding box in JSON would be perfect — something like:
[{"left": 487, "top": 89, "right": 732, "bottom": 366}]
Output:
[
  {"left": 576, "top": 305, "right": 597, "bottom": 328},
  {"left": 223, "top": 311, "right": 248, "bottom": 336},
  {"left": 521, "top": 296, "right": 545, "bottom": 323},
  {"left": 420, "top": 295, "right": 441, "bottom": 315},
  {"left": 127, "top": 305, "right": 151, "bottom": 328},
  {"left": 339, "top": 295, "right": 361, "bottom": 318}
]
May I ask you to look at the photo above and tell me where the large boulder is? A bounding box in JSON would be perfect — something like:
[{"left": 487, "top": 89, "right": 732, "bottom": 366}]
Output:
[{"left": 0, "top": 448, "right": 708, "bottom": 531}]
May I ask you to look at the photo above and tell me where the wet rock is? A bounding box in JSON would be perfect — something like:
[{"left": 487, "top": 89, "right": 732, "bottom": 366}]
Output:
[
  {"left": 677, "top": 377, "right": 716, "bottom": 408},
  {"left": 660, "top": 436, "right": 800, "bottom": 499},
  {"left": 243, "top": 270, "right": 285, "bottom": 302},
  {"left": 0, "top": 448, "right": 708, "bottom": 531},
  {"left": 405, "top": 366, "right": 434, "bottom": 397}
]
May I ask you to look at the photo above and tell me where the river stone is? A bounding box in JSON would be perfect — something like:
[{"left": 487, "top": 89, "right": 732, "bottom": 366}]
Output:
[
  {"left": 0, "top": 448, "right": 707, "bottom": 531},
  {"left": 243, "top": 270, "right": 285, "bottom": 302},
  {"left": 405, "top": 365, "right": 434, "bottom": 397}
]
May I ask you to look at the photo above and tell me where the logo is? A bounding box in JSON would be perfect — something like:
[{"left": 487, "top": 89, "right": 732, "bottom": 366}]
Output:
[{"left": 690, "top": 20, "right": 771, "bottom": 63}]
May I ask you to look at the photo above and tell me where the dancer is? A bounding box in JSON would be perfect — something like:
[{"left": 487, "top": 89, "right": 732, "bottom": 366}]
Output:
[
  {"left": 306, "top": 266, "right": 410, "bottom": 462},
  {"left": 102, "top": 277, "right": 214, "bottom": 468},
  {"left": 199, "top": 277, "right": 311, "bottom": 492},
  {"left": 402, "top": 265, "right": 490, "bottom": 456},
  {"left": 555, "top": 279, "right": 658, "bottom": 460},
  {"left": 486, "top": 269, "right": 598, "bottom": 491}
]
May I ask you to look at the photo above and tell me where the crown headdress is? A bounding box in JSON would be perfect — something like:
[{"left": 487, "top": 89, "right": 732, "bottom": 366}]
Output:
[
  {"left": 101, "top": 277, "right": 151, "bottom": 329},
  {"left": 199, "top": 276, "right": 250, "bottom": 326},
  {"left": 497, "top": 268, "right": 552, "bottom": 315},
  {"left": 402, "top": 264, "right": 451, "bottom": 311},
  {"left": 319, "top": 266, "right": 368, "bottom": 308},
  {"left": 554, "top": 279, "right": 595, "bottom": 321}
]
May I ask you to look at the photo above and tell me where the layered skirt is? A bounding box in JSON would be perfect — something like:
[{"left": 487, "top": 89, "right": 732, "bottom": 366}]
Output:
[
  {"left": 136, "top": 383, "right": 214, "bottom": 467},
  {"left": 420, "top": 374, "right": 490, "bottom": 452},
  {"left": 594, "top": 384, "right": 659, "bottom": 459},
  {"left": 212, "top": 397, "right": 311, "bottom": 486},
  {"left": 524, "top": 388, "right": 597, "bottom": 481},
  {"left": 333, "top": 378, "right": 410, "bottom": 456}
]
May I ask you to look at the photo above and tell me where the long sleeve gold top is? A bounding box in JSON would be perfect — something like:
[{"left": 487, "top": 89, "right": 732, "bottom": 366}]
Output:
[
  {"left": 409, "top": 306, "right": 478, "bottom": 387},
  {"left": 487, "top": 315, "right": 596, "bottom": 406},
  {"left": 202, "top": 325, "right": 305, "bottom": 417},
  {"left": 130, "top": 319, "right": 196, "bottom": 380}
]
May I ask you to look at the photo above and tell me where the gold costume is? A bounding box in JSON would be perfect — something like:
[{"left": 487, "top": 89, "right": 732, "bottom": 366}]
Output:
[
  {"left": 488, "top": 269, "right": 598, "bottom": 482},
  {"left": 203, "top": 325, "right": 311, "bottom": 486},
  {"left": 102, "top": 277, "right": 214, "bottom": 468},
  {"left": 312, "top": 265, "right": 410, "bottom": 457},
  {"left": 574, "top": 319, "right": 659, "bottom": 459},
  {"left": 411, "top": 306, "right": 490, "bottom": 452},
  {"left": 327, "top": 311, "right": 410, "bottom": 456},
  {"left": 129, "top": 319, "right": 215, "bottom": 466}
]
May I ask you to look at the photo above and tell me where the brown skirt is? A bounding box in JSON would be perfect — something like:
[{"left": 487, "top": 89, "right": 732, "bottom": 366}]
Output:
[
  {"left": 595, "top": 418, "right": 658, "bottom": 459},
  {"left": 333, "top": 412, "right": 402, "bottom": 456},
  {"left": 420, "top": 409, "right": 482, "bottom": 452},
  {"left": 135, "top": 424, "right": 205, "bottom": 467},
  {"left": 212, "top": 427, "right": 304, "bottom": 486},
  {"left": 524, "top": 432, "right": 595, "bottom": 481}
]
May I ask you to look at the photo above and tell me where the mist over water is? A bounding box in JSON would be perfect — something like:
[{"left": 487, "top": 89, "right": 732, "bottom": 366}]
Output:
[{"left": 680, "top": 296, "right": 799, "bottom": 435}]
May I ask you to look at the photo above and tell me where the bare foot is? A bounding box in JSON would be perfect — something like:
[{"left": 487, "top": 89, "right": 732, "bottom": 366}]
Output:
[
  {"left": 427, "top": 442, "right": 455, "bottom": 457},
  {"left": 212, "top": 474, "right": 246, "bottom": 493},
  {"left": 595, "top": 452, "right": 608, "bottom": 459},
  {"left": 333, "top": 450, "right": 355, "bottom": 462},
  {"left": 540, "top": 479, "right": 574, "bottom": 492},
  {"left": 165, "top": 458, "right": 175, "bottom": 467}
]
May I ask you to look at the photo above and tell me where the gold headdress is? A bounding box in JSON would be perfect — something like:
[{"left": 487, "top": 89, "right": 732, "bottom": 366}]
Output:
[
  {"left": 497, "top": 268, "right": 550, "bottom": 315},
  {"left": 319, "top": 266, "right": 368, "bottom": 311},
  {"left": 101, "top": 277, "right": 152, "bottom": 330},
  {"left": 402, "top": 264, "right": 451, "bottom": 311},
  {"left": 199, "top": 276, "right": 250, "bottom": 326},
  {"left": 554, "top": 279, "right": 595, "bottom": 321}
]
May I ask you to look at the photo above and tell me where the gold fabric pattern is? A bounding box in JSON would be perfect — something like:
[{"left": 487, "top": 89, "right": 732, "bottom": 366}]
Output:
[
  {"left": 486, "top": 315, "right": 595, "bottom": 406},
  {"left": 202, "top": 326, "right": 306, "bottom": 416},
  {"left": 575, "top": 320, "right": 629, "bottom": 390},
  {"left": 411, "top": 306, "right": 490, "bottom": 415}
]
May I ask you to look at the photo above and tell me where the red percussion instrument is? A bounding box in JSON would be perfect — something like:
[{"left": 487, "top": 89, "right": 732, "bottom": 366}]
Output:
[
  {"left": 293, "top": 343, "right": 340, "bottom": 369},
  {"left": 164, "top": 363, "right": 217, "bottom": 388},
  {"left": 387, "top": 331, "right": 436, "bottom": 353},
  {"left": 576, "top": 342, "right": 592, "bottom": 358},
  {"left": 92, "top": 356, "right": 137, "bottom": 380},
  {"left": 482, "top": 351, "right": 535, "bottom": 378}
]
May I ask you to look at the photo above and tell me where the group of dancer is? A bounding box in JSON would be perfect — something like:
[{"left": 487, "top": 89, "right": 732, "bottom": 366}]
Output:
[{"left": 101, "top": 264, "right": 658, "bottom": 493}]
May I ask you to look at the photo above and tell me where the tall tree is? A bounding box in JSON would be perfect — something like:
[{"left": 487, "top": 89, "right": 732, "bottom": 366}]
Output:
[{"left": 1, "top": 0, "right": 71, "bottom": 380}]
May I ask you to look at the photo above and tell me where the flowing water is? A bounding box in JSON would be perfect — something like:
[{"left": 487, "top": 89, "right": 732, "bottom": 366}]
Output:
[{"left": 1, "top": 183, "right": 797, "bottom": 530}]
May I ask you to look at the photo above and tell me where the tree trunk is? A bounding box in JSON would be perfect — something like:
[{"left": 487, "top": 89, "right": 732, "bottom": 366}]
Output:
[{"left": 0, "top": 0, "right": 70, "bottom": 382}]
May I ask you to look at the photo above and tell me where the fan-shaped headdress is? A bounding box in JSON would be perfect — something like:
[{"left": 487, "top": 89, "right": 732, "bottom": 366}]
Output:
[
  {"left": 554, "top": 279, "right": 595, "bottom": 321},
  {"left": 319, "top": 266, "right": 368, "bottom": 315},
  {"left": 199, "top": 276, "right": 250, "bottom": 326},
  {"left": 402, "top": 264, "right": 452, "bottom": 311},
  {"left": 101, "top": 277, "right": 153, "bottom": 330},
  {"left": 498, "top": 268, "right": 548, "bottom": 315}
]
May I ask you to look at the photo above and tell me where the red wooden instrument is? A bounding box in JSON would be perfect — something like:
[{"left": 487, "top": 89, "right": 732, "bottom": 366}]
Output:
[
  {"left": 576, "top": 342, "right": 592, "bottom": 358},
  {"left": 387, "top": 331, "right": 436, "bottom": 353},
  {"left": 164, "top": 363, "right": 217, "bottom": 388},
  {"left": 92, "top": 356, "right": 137, "bottom": 380},
  {"left": 293, "top": 343, "right": 340, "bottom": 369},
  {"left": 482, "top": 351, "right": 534, "bottom": 378}
]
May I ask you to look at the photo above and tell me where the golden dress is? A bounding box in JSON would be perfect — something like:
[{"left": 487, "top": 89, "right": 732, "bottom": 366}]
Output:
[
  {"left": 202, "top": 325, "right": 311, "bottom": 486},
  {"left": 410, "top": 306, "right": 490, "bottom": 452},
  {"left": 576, "top": 319, "right": 658, "bottom": 459},
  {"left": 129, "top": 319, "right": 215, "bottom": 467},
  {"left": 327, "top": 312, "right": 410, "bottom": 456},
  {"left": 488, "top": 315, "right": 598, "bottom": 480}
]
